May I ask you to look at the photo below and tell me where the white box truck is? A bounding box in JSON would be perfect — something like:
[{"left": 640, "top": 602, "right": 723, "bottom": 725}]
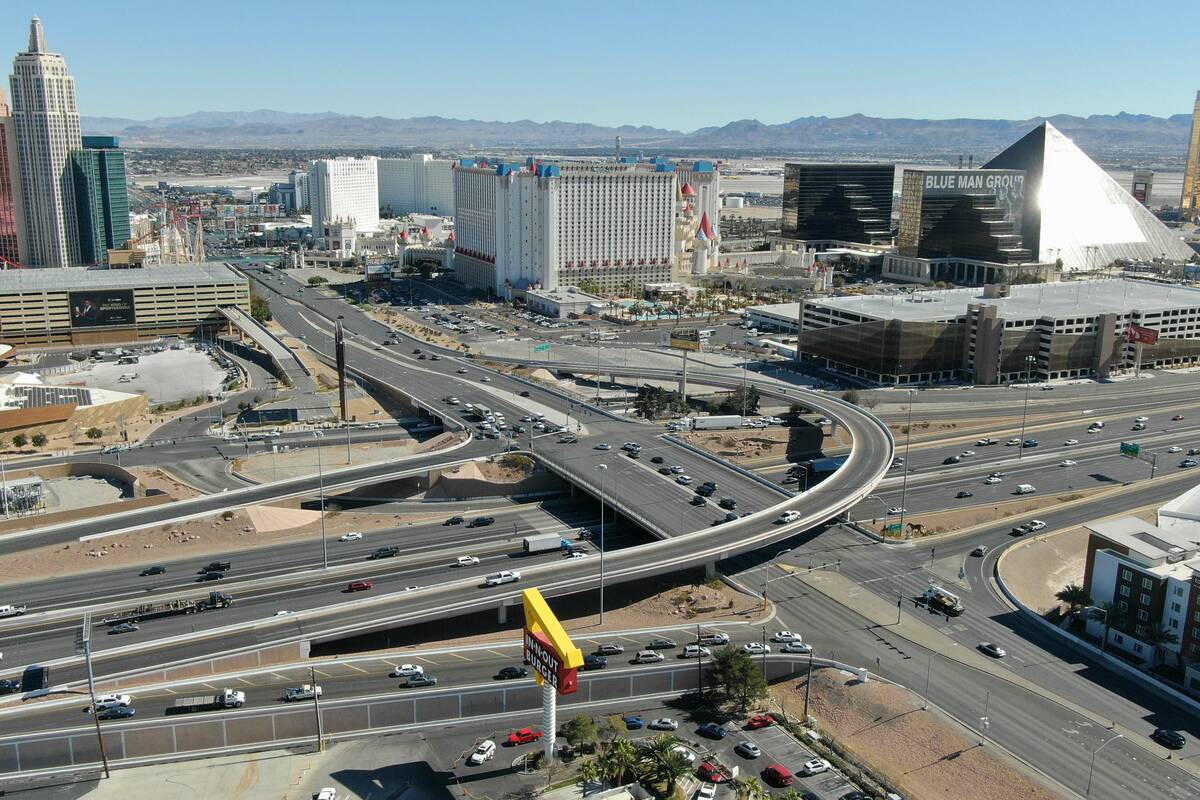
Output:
[
  {"left": 692, "top": 415, "right": 743, "bottom": 431},
  {"left": 523, "top": 533, "right": 566, "bottom": 553}
]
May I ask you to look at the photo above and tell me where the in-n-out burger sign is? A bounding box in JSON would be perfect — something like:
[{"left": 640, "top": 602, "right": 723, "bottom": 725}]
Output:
[{"left": 524, "top": 628, "right": 578, "bottom": 694}]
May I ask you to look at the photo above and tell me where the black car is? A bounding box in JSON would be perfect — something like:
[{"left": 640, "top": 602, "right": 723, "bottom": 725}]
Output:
[
  {"left": 582, "top": 655, "right": 608, "bottom": 671},
  {"left": 691, "top": 495, "right": 707, "bottom": 506},
  {"left": 0, "top": 679, "right": 19, "bottom": 695},
  {"left": 695, "top": 485, "right": 715, "bottom": 497},
  {"left": 955, "top": 491, "right": 974, "bottom": 499},
  {"left": 1152, "top": 728, "right": 1186, "bottom": 749},
  {"left": 651, "top": 456, "right": 665, "bottom": 464},
  {"left": 444, "top": 516, "right": 464, "bottom": 526},
  {"left": 197, "top": 572, "right": 225, "bottom": 582},
  {"left": 400, "top": 675, "right": 438, "bottom": 688},
  {"left": 140, "top": 565, "right": 166, "bottom": 576},
  {"left": 469, "top": 516, "right": 495, "bottom": 528},
  {"left": 658, "top": 467, "right": 673, "bottom": 475},
  {"left": 98, "top": 706, "right": 136, "bottom": 721},
  {"left": 943, "top": 456, "right": 961, "bottom": 465},
  {"left": 369, "top": 546, "right": 400, "bottom": 559},
  {"left": 718, "top": 498, "right": 737, "bottom": 510},
  {"left": 496, "top": 666, "right": 528, "bottom": 680},
  {"left": 519, "top": 390, "right": 530, "bottom": 397}
]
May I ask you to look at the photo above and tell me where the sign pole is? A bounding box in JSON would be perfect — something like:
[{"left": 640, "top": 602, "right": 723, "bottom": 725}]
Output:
[{"left": 542, "top": 682, "right": 556, "bottom": 763}]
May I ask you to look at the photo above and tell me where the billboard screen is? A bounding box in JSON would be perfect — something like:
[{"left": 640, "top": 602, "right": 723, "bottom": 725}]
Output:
[
  {"left": 921, "top": 170, "right": 1025, "bottom": 232},
  {"left": 69, "top": 289, "right": 135, "bottom": 328},
  {"left": 668, "top": 328, "right": 702, "bottom": 352}
]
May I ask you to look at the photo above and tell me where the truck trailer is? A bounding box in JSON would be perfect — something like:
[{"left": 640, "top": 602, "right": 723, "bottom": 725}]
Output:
[
  {"left": 522, "top": 533, "right": 570, "bottom": 554},
  {"left": 172, "top": 688, "right": 245, "bottom": 713},
  {"left": 691, "top": 415, "right": 744, "bottom": 431},
  {"left": 102, "top": 592, "right": 233, "bottom": 626}
]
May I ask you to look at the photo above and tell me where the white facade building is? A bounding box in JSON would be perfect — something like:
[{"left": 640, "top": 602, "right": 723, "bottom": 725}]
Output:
[
  {"left": 289, "top": 169, "right": 309, "bottom": 211},
  {"left": 8, "top": 18, "right": 82, "bottom": 267},
  {"left": 673, "top": 160, "right": 721, "bottom": 238},
  {"left": 453, "top": 161, "right": 675, "bottom": 296},
  {"left": 307, "top": 157, "right": 379, "bottom": 249},
  {"left": 378, "top": 154, "right": 454, "bottom": 217}
]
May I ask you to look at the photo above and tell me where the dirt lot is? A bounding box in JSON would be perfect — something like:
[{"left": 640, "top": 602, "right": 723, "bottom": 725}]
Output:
[
  {"left": 775, "top": 669, "right": 1063, "bottom": 800},
  {"left": 869, "top": 487, "right": 1106, "bottom": 538},
  {"left": 682, "top": 426, "right": 848, "bottom": 463}
]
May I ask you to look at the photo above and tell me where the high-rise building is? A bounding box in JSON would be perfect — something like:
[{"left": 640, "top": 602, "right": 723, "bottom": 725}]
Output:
[
  {"left": 984, "top": 122, "right": 1194, "bottom": 269},
  {"left": 0, "top": 88, "right": 27, "bottom": 265},
  {"left": 307, "top": 157, "right": 379, "bottom": 249},
  {"left": 897, "top": 169, "right": 1031, "bottom": 263},
  {"left": 289, "top": 169, "right": 308, "bottom": 211},
  {"left": 71, "top": 135, "right": 131, "bottom": 264},
  {"left": 782, "top": 163, "right": 894, "bottom": 243},
  {"left": 9, "top": 17, "right": 83, "bottom": 267},
  {"left": 1182, "top": 92, "right": 1200, "bottom": 222},
  {"left": 1131, "top": 169, "right": 1154, "bottom": 207},
  {"left": 378, "top": 154, "right": 455, "bottom": 217},
  {"left": 453, "top": 160, "right": 675, "bottom": 296}
]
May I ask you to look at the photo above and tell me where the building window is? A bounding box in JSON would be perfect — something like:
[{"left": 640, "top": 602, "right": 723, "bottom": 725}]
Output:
[
  {"left": 1121, "top": 568, "right": 1132, "bottom": 581},
  {"left": 1138, "top": 609, "right": 1149, "bottom": 622},
  {"left": 1142, "top": 577, "right": 1153, "bottom": 590},
  {"left": 1134, "top": 643, "right": 1144, "bottom": 654},
  {"left": 1172, "top": 619, "right": 1180, "bottom": 629},
  {"left": 1114, "top": 634, "right": 1125, "bottom": 645},
  {"left": 1173, "top": 602, "right": 1183, "bottom": 613},
  {"left": 1140, "top": 593, "right": 1151, "bottom": 605},
  {"left": 1120, "top": 585, "right": 1131, "bottom": 597},
  {"left": 1118, "top": 600, "right": 1129, "bottom": 611}
]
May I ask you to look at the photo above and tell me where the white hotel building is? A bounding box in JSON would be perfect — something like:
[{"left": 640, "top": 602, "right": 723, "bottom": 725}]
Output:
[
  {"left": 378, "top": 154, "right": 454, "bottom": 218},
  {"left": 308, "top": 157, "right": 379, "bottom": 250},
  {"left": 452, "top": 160, "right": 675, "bottom": 296}
]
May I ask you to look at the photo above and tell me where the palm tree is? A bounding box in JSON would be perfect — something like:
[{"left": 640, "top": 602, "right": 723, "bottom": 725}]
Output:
[
  {"left": 1099, "top": 601, "right": 1128, "bottom": 648},
  {"left": 604, "top": 737, "right": 640, "bottom": 785},
  {"left": 1055, "top": 583, "right": 1092, "bottom": 614},
  {"left": 736, "top": 776, "right": 767, "bottom": 800},
  {"left": 640, "top": 734, "right": 688, "bottom": 792},
  {"left": 1142, "top": 626, "right": 1180, "bottom": 667},
  {"left": 578, "top": 758, "right": 601, "bottom": 795}
]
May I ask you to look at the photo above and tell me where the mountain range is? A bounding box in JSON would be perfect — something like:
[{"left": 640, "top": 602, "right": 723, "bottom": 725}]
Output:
[{"left": 81, "top": 109, "right": 1195, "bottom": 156}]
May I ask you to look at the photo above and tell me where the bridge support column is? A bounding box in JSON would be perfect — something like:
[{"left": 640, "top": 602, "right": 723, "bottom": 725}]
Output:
[
  {"left": 498, "top": 602, "right": 508, "bottom": 624},
  {"left": 679, "top": 350, "right": 689, "bottom": 397},
  {"left": 704, "top": 560, "right": 717, "bottom": 579}
]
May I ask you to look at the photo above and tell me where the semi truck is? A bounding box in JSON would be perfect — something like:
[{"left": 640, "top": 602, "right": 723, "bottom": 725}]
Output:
[
  {"left": 920, "top": 584, "right": 964, "bottom": 616},
  {"left": 101, "top": 592, "right": 233, "bottom": 627},
  {"left": 172, "top": 688, "right": 245, "bottom": 713},
  {"left": 690, "top": 415, "right": 744, "bottom": 431},
  {"left": 522, "top": 533, "right": 571, "bottom": 554}
]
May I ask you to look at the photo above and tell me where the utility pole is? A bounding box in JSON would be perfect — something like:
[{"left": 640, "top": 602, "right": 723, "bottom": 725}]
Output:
[
  {"left": 595, "top": 464, "right": 608, "bottom": 625},
  {"left": 1017, "top": 354, "right": 1035, "bottom": 460},
  {"left": 310, "top": 666, "right": 325, "bottom": 752},
  {"left": 315, "top": 433, "right": 328, "bottom": 569},
  {"left": 898, "top": 388, "right": 915, "bottom": 533},
  {"left": 696, "top": 622, "right": 703, "bottom": 699},
  {"left": 802, "top": 647, "right": 813, "bottom": 723},
  {"left": 77, "top": 614, "right": 110, "bottom": 778}
]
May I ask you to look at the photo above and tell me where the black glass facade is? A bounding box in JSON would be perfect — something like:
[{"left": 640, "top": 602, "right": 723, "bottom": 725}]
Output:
[
  {"left": 897, "top": 169, "right": 1031, "bottom": 264},
  {"left": 782, "top": 164, "right": 894, "bottom": 243}
]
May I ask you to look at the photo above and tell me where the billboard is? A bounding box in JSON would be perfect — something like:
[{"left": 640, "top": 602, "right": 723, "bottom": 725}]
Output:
[
  {"left": 521, "top": 588, "right": 583, "bottom": 697},
  {"left": 69, "top": 290, "right": 135, "bottom": 328},
  {"left": 1126, "top": 324, "right": 1159, "bottom": 345},
  {"left": 668, "top": 328, "right": 702, "bottom": 352},
  {"left": 921, "top": 170, "right": 1026, "bottom": 232}
]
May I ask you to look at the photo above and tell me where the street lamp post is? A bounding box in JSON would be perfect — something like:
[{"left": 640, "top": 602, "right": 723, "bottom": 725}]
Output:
[
  {"left": 1086, "top": 733, "right": 1124, "bottom": 796},
  {"left": 314, "top": 432, "right": 328, "bottom": 569},
  {"left": 595, "top": 463, "right": 608, "bottom": 625},
  {"left": 1017, "top": 354, "right": 1036, "bottom": 460},
  {"left": 898, "top": 388, "right": 915, "bottom": 533}
]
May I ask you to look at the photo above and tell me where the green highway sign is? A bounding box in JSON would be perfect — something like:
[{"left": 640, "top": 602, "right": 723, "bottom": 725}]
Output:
[
  {"left": 886, "top": 523, "right": 903, "bottom": 534},
  {"left": 534, "top": 343, "right": 551, "bottom": 353},
  {"left": 1120, "top": 442, "right": 1140, "bottom": 457}
]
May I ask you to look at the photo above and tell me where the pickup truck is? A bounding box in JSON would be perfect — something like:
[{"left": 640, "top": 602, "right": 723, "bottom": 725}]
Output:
[
  {"left": 282, "top": 684, "right": 322, "bottom": 702},
  {"left": 200, "top": 561, "right": 231, "bottom": 574},
  {"left": 172, "top": 689, "right": 246, "bottom": 713},
  {"left": 0, "top": 604, "right": 27, "bottom": 618}
]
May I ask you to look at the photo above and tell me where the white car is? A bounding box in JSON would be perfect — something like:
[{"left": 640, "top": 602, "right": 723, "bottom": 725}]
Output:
[
  {"left": 1005, "top": 438, "right": 1021, "bottom": 446},
  {"left": 742, "top": 642, "right": 771, "bottom": 655},
  {"left": 782, "top": 641, "right": 812, "bottom": 654},
  {"left": 1058, "top": 460, "right": 1077, "bottom": 467},
  {"left": 315, "top": 789, "right": 338, "bottom": 800},
  {"left": 594, "top": 443, "right": 611, "bottom": 450},
  {"left": 467, "top": 740, "right": 496, "bottom": 765},
  {"left": 484, "top": 570, "right": 521, "bottom": 586},
  {"left": 771, "top": 630, "right": 801, "bottom": 643},
  {"left": 776, "top": 510, "right": 801, "bottom": 524},
  {"left": 672, "top": 745, "right": 697, "bottom": 764},
  {"left": 984, "top": 476, "right": 1002, "bottom": 485},
  {"left": 94, "top": 693, "right": 133, "bottom": 710},
  {"left": 887, "top": 506, "right": 906, "bottom": 515},
  {"left": 457, "top": 368, "right": 469, "bottom": 374},
  {"left": 675, "top": 475, "right": 692, "bottom": 485},
  {"left": 338, "top": 532, "right": 363, "bottom": 542},
  {"left": 1135, "top": 416, "right": 1149, "bottom": 423},
  {"left": 800, "top": 758, "right": 830, "bottom": 776},
  {"left": 480, "top": 376, "right": 491, "bottom": 382},
  {"left": 1027, "top": 520, "right": 1047, "bottom": 532},
  {"left": 1168, "top": 446, "right": 1184, "bottom": 453},
  {"left": 960, "top": 450, "right": 976, "bottom": 457},
  {"left": 1064, "top": 439, "right": 1079, "bottom": 446},
  {"left": 456, "top": 555, "right": 480, "bottom": 567},
  {"left": 681, "top": 644, "right": 711, "bottom": 658},
  {"left": 649, "top": 717, "right": 678, "bottom": 730},
  {"left": 634, "top": 650, "right": 665, "bottom": 664},
  {"left": 390, "top": 664, "right": 424, "bottom": 677},
  {"left": 669, "top": 465, "right": 685, "bottom": 474},
  {"left": 697, "top": 784, "right": 717, "bottom": 800},
  {"left": 569, "top": 551, "right": 588, "bottom": 559}
]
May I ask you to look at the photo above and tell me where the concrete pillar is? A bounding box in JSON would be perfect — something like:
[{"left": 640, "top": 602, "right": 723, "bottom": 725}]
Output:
[
  {"left": 498, "top": 602, "right": 508, "bottom": 624},
  {"left": 542, "top": 682, "right": 557, "bottom": 763},
  {"left": 704, "top": 560, "right": 717, "bottom": 578}
]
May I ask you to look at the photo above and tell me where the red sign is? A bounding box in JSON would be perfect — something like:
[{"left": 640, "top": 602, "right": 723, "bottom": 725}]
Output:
[
  {"left": 523, "top": 628, "right": 578, "bottom": 694},
  {"left": 1126, "top": 324, "right": 1160, "bottom": 345}
]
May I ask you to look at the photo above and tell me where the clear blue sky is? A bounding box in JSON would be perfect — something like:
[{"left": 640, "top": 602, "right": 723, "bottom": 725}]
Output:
[{"left": 3, "top": 0, "right": 1195, "bottom": 129}]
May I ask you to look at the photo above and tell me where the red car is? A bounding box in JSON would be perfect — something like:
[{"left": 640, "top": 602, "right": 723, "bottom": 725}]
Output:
[
  {"left": 697, "top": 762, "right": 726, "bottom": 783},
  {"left": 763, "top": 764, "right": 794, "bottom": 787},
  {"left": 507, "top": 727, "right": 544, "bottom": 745},
  {"left": 346, "top": 580, "right": 374, "bottom": 592},
  {"left": 746, "top": 714, "right": 777, "bottom": 729}
]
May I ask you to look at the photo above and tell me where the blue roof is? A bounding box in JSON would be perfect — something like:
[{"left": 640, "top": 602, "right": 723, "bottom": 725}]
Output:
[{"left": 691, "top": 160, "right": 715, "bottom": 173}]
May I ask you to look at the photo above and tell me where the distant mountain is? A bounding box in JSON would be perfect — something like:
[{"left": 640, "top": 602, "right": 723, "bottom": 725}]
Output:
[{"left": 80, "top": 109, "right": 1194, "bottom": 155}]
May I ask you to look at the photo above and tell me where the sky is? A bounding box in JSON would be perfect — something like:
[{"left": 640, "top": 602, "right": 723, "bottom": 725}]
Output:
[{"left": 2, "top": 0, "right": 1196, "bottom": 130}]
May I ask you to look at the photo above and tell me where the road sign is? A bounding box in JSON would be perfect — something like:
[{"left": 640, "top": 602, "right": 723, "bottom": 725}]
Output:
[
  {"left": 534, "top": 343, "right": 550, "bottom": 353},
  {"left": 1120, "top": 442, "right": 1140, "bottom": 457},
  {"left": 886, "top": 523, "right": 902, "bottom": 534}
]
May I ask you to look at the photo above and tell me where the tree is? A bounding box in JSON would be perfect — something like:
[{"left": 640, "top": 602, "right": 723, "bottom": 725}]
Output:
[
  {"left": 11, "top": 434, "right": 26, "bottom": 449},
  {"left": 578, "top": 759, "right": 601, "bottom": 795},
  {"left": 1143, "top": 626, "right": 1180, "bottom": 667},
  {"left": 633, "top": 385, "right": 686, "bottom": 420},
  {"left": 736, "top": 776, "right": 767, "bottom": 800},
  {"left": 715, "top": 385, "right": 761, "bottom": 416},
  {"left": 1055, "top": 583, "right": 1092, "bottom": 614},
  {"left": 85, "top": 427, "right": 103, "bottom": 440},
  {"left": 249, "top": 292, "right": 272, "bottom": 323},
  {"left": 563, "top": 714, "right": 599, "bottom": 752},
  {"left": 710, "top": 647, "right": 768, "bottom": 710},
  {"left": 30, "top": 433, "right": 47, "bottom": 449},
  {"left": 307, "top": 275, "right": 327, "bottom": 286},
  {"left": 599, "top": 737, "right": 640, "bottom": 785},
  {"left": 841, "top": 389, "right": 860, "bottom": 405},
  {"left": 1099, "top": 601, "right": 1129, "bottom": 648},
  {"left": 641, "top": 735, "right": 690, "bottom": 793},
  {"left": 596, "top": 715, "right": 617, "bottom": 745}
]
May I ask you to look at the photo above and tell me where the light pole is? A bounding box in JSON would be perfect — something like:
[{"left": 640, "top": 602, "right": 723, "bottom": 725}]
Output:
[
  {"left": 595, "top": 463, "right": 607, "bottom": 626},
  {"left": 1017, "top": 354, "right": 1036, "bottom": 460},
  {"left": 314, "top": 432, "right": 328, "bottom": 569},
  {"left": 1086, "top": 733, "right": 1124, "bottom": 796},
  {"left": 802, "top": 645, "right": 814, "bottom": 723},
  {"left": 898, "top": 388, "right": 915, "bottom": 533}
]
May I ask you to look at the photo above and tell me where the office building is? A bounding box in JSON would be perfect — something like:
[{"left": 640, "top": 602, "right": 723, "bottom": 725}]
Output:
[
  {"left": 307, "top": 157, "right": 379, "bottom": 249},
  {"left": 0, "top": 88, "right": 27, "bottom": 265},
  {"left": 9, "top": 17, "right": 83, "bottom": 267},
  {"left": 782, "top": 163, "right": 894, "bottom": 244},
  {"left": 983, "top": 122, "right": 1193, "bottom": 269},
  {"left": 897, "top": 169, "right": 1031, "bottom": 263},
  {"left": 1183, "top": 91, "right": 1200, "bottom": 223},
  {"left": 0, "top": 262, "right": 249, "bottom": 346},
  {"left": 746, "top": 279, "right": 1200, "bottom": 385},
  {"left": 71, "top": 136, "right": 131, "bottom": 264},
  {"left": 289, "top": 169, "right": 309, "bottom": 211},
  {"left": 378, "top": 154, "right": 454, "bottom": 217},
  {"left": 1131, "top": 169, "right": 1154, "bottom": 207},
  {"left": 453, "top": 160, "right": 675, "bottom": 296}
]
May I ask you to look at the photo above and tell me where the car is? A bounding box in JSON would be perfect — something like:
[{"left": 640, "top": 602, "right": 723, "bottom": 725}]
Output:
[
  {"left": 648, "top": 717, "right": 678, "bottom": 731},
  {"left": 346, "top": 580, "right": 374, "bottom": 592},
  {"left": 1023, "top": 439, "right": 1039, "bottom": 448},
  {"left": 681, "top": 644, "right": 711, "bottom": 658},
  {"left": 1173, "top": 415, "right": 1185, "bottom": 421},
  {"left": 456, "top": 555, "right": 480, "bottom": 567},
  {"left": 594, "top": 443, "right": 611, "bottom": 450},
  {"left": 781, "top": 641, "right": 812, "bottom": 654},
  {"left": 623, "top": 715, "right": 644, "bottom": 730},
  {"left": 735, "top": 741, "right": 762, "bottom": 759},
  {"left": 457, "top": 367, "right": 468, "bottom": 374},
  {"left": 495, "top": 666, "right": 528, "bottom": 680},
  {"left": 718, "top": 498, "right": 737, "bottom": 510},
  {"left": 960, "top": 450, "right": 976, "bottom": 457},
  {"left": 800, "top": 758, "right": 830, "bottom": 776},
  {"left": 697, "top": 762, "right": 726, "bottom": 783},
  {"left": 697, "top": 784, "right": 717, "bottom": 800},
  {"left": 519, "top": 390, "right": 530, "bottom": 397},
  {"left": 669, "top": 465, "right": 685, "bottom": 474},
  {"left": 0, "top": 679, "right": 19, "bottom": 695},
  {"left": 139, "top": 565, "right": 166, "bottom": 576},
  {"left": 658, "top": 467, "right": 673, "bottom": 475},
  {"left": 97, "top": 706, "right": 136, "bottom": 721},
  {"left": 771, "top": 630, "right": 801, "bottom": 643},
  {"left": 971, "top": 545, "right": 988, "bottom": 557},
  {"left": 369, "top": 546, "right": 399, "bottom": 560},
  {"left": 1011, "top": 524, "right": 1032, "bottom": 536},
  {"left": 197, "top": 572, "right": 225, "bottom": 582},
  {"left": 976, "top": 438, "right": 998, "bottom": 446},
  {"left": 1027, "top": 520, "right": 1047, "bottom": 531},
  {"left": 1064, "top": 438, "right": 1079, "bottom": 446},
  {"left": 675, "top": 475, "right": 692, "bottom": 485},
  {"left": 1183, "top": 459, "right": 1199, "bottom": 468},
  {"left": 443, "top": 516, "right": 465, "bottom": 526},
  {"left": 109, "top": 622, "right": 139, "bottom": 634},
  {"left": 1190, "top": 448, "right": 1200, "bottom": 456},
  {"left": 1135, "top": 416, "right": 1149, "bottom": 423},
  {"left": 577, "top": 527, "right": 593, "bottom": 540},
  {"left": 389, "top": 664, "right": 424, "bottom": 677},
  {"left": 467, "top": 740, "right": 497, "bottom": 765},
  {"left": 507, "top": 727, "right": 544, "bottom": 745},
  {"left": 955, "top": 490, "right": 974, "bottom": 499},
  {"left": 633, "top": 650, "right": 665, "bottom": 663},
  {"left": 1151, "top": 728, "right": 1186, "bottom": 749},
  {"left": 984, "top": 476, "right": 1002, "bottom": 485},
  {"left": 697, "top": 632, "right": 729, "bottom": 645},
  {"left": 943, "top": 456, "right": 961, "bottom": 465},
  {"left": 468, "top": 516, "right": 495, "bottom": 528},
  {"left": 742, "top": 642, "right": 771, "bottom": 655},
  {"left": 978, "top": 642, "right": 1007, "bottom": 658},
  {"left": 746, "top": 714, "right": 776, "bottom": 729},
  {"left": 480, "top": 376, "right": 491, "bottom": 382},
  {"left": 94, "top": 693, "right": 133, "bottom": 710},
  {"left": 650, "top": 455, "right": 665, "bottom": 464},
  {"left": 763, "top": 764, "right": 794, "bottom": 786},
  {"left": 1057, "top": 459, "right": 1079, "bottom": 468},
  {"left": 887, "top": 506, "right": 906, "bottom": 515},
  {"left": 839, "top": 793, "right": 870, "bottom": 800},
  {"left": 648, "top": 637, "right": 677, "bottom": 649},
  {"left": 627, "top": 451, "right": 641, "bottom": 459},
  {"left": 583, "top": 655, "right": 608, "bottom": 670},
  {"left": 595, "top": 643, "right": 625, "bottom": 656},
  {"left": 1168, "top": 446, "right": 1184, "bottom": 453},
  {"left": 483, "top": 570, "right": 521, "bottom": 586},
  {"left": 691, "top": 495, "right": 707, "bottom": 506},
  {"left": 1132, "top": 423, "right": 1146, "bottom": 431},
  {"left": 672, "top": 745, "right": 698, "bottom": 765},
  {"left": 338, "top": 532, "right": 363, "bottom": 541},
  {"left": 1006, "top": 438, "right": 1021, "bottom": 446}
]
